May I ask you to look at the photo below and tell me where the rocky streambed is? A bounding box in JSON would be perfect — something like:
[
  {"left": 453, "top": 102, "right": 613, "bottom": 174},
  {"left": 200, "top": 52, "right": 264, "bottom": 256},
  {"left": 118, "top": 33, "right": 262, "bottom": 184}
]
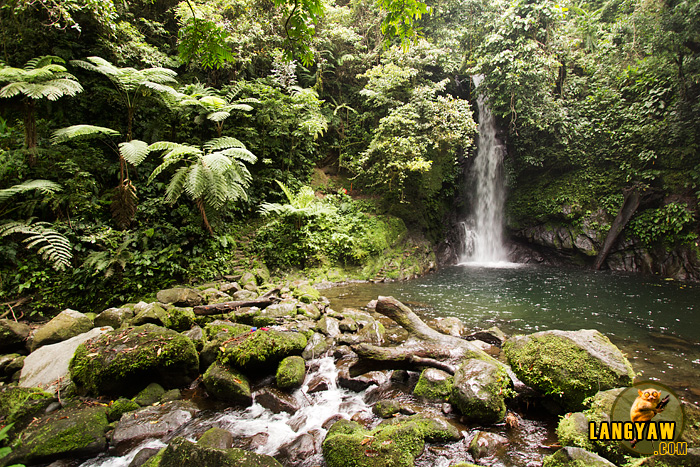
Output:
[{"left": 0, "top": 270, "right": 698, "bottom": 467}]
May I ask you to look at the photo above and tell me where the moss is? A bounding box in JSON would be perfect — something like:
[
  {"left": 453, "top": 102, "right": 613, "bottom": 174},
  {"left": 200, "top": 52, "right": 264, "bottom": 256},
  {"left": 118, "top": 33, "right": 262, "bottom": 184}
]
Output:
[
  {"left": 275, "top": 356, "right": 306, "bottom": 390},
  {"left": 202, "top": 362, "right": 252, "bottom": 405},
  {"left": 373, "top": 399, "right": 401, "bottom": 418},
  {"left": 106, "top": 397, "right": 140, "bottom": 422},
  {"left": 164, "top": 306, "right": 196, "bottom": 332},
  {"left": 413, "top": 368, "right": 454, "bottom": 401},
  {"left": 292, "top": 283, "right": 321, "bottom": 303},
  {"left": 449, "top": 358, "right": 510, "bottom": 424},
  {"left": 158, "top": 437, "right": 281, "bottom": 467},
  {"left": 69, "top": 324, "right": 199, "bottom": 397},
  {"left": 141, "top": 447, "right": 165, "bottom": 467},
  {"left": 132, "top": 382, "right": 165, "bottom": 406},
  {"left": 0, "top": 387, "right": 54, "bottom": 431},
  {"left": 219, "top": 330, "right": 307, "bottom": 372},
  {"left": 504, "top": 332, "right": 633, "bottom": 410}
]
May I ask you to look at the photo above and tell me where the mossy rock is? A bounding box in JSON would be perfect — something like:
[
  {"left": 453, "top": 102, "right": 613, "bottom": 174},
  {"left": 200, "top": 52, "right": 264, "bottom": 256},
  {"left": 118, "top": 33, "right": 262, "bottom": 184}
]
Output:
[
  {"left": 203, "top": 362, "right": 252, "bottom": 405},
  {"left": 94, "top": 307, "right": 134, "bottom": 329},
  {"left": 0, "top": 319, "right": 30, "bottom": 353},
  {"left": 302, "top": 332, "right": 334, "bottom": 360},
  {"left": 239, "top": 272, "right": 258, "bottom": 288},
  {"left": 373, "top": 399, "right": 401, "bottom": 418},
  {"left": 219, "top": 330, "right": 307, "bottom": 372},
  {"left": 106, "top": 397, "right": 140, "bottom": 422},
  {"left": 0, "top": 386, "right": 54, "bottom": 433},
  {"left": 156, "top": 288, "right": 203, "bottom": 307},
  {"left": 322, "top": 414, "right": 461, "bottom": 467},
  {"left": 504, "top": 330, "right": 634, "bottom": 410},
  {"left": 5, "top": 405, "right": 109, "bottom": 466},
  {"left": 131, "top": 302, "right": 170, "bottom": 327},
  {"left": 69, "top": 324, "right": 199, "bottom": 397},
  {"left": 276, "top": 356, "right": 306, "bottom": 390},
  {"left": 542, "top": 446, "right": 617, "bottom": 467},
  {"left": 30, "top": 309, "right": 93, "bottom": 351},
  {"left": 555, "top": 388, "right": 627, "bottom": 464},
  {"left": 293, "top": 284, "right": 321, "bottom": 304},
  {"left": 152, "top": 436, "right": 282, "bottom": 467},
  {"left": 200, "top": 322, "right": 253, "bottom": 370},
  {"left": 449, "top": 358, "right": 510, "bottom": 424},
  {"left": 414, "top": 368, "right": 454, "bottom": 401},
  {"left": 163, "top": 306, "right": 196, "bottom": 332},
  {"left": 198, "top": 427, "right": 233, "bottom": 449},
  {"left": 133, "top": 382, "right": 166, "bottom": 406}
]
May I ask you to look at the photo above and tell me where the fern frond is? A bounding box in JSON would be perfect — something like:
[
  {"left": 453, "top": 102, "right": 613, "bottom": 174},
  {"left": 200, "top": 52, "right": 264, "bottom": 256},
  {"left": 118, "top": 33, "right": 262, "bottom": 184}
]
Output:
[
  {"left": 199, "top": 95, "right": 227, "bottom": 108},
  {"left": 186, "top": 163, "right": 207, "bottom": 201},
  {"left": 0, "top": 220, "right": 72, "bottom": 270},
  {"left": 119, "top": 140, "right": 149, "bottom": 166},
  {"left": 202, "top": 153, "right": 232, "bottom": 173},
  {"left": 0, "top": 179, "right": 62, "bottom": 203},
  {"left": 275, "top": 180, "right": 295, "bottom": 204},
  {"left": 165, "top": 166, "right": 189, "bottom": 204},
  {"left": 142, "top": 81, "right": 178, "bottom": 95},
  {"left": 206, "top": 111, "right": 231, "bottom": 122},
  {"left": 227, "top": 103, "right": 254, "bottom": 112},
  {"left": 52, "top": 125, "right": 120, "bottom": 144},
  {"left": 204, "top": 137, "right": 245, "bottom": 151},
  {"left": 219, "top": 147, "right": 257, "bottom": 164}
]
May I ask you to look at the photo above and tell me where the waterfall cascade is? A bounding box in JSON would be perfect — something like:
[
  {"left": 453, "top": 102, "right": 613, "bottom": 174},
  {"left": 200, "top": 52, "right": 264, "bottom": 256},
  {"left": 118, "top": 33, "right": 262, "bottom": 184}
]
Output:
[{"left": 459, "top": 75, "right": 509, "bottom": 265}]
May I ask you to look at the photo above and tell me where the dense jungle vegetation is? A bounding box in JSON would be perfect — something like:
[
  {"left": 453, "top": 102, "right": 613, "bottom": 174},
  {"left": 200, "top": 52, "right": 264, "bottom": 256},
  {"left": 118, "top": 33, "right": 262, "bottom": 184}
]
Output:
[{"left": 1, "top": 0, "right": 699, "bottom": 315}]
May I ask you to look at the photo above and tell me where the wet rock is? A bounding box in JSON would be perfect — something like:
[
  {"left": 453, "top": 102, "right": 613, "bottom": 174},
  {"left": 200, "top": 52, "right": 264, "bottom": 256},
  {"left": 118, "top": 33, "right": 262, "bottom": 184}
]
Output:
[
  {"left": 338, "top": 309, "right": 385, "bottom": 345},
  {"left": 429, "top": 317, "right": 465, "bottom": 337},
  {"left": 219, "top": 329, "right": 307, "bottom": 372},
  {"left": 336, "top": 358, "right": 384, "bottom": 392},
  {"left": 161, "top": 389, "right": 181, "bottom": 403},
  {"left": 69, "top": 324, "right": 199, "bottom": 397},
  {"left": 0, "top": 386, "right": 55, "bottom": 433},
  {"left": 157, "top": 436, "right": 282, "bottom": 467},
  {"left": 156, "top": 288, "right": 203, "bottom": 307},
  {"left": 322, "top": 415, "right": 461, "bottom": 467},
  {"left": 133, "top": 382, "right": 166, "bottom": 406},
  {"left": 413, "top": 368, "right": 454, "bottom": 401},
  {"left": 0, "top": 319, "right": 30, "bottom": 353},
  {"left": 95, "top": 307, "right": 134, "bottom": 329},
  {"left": 111, "top": 401, "right": 199, "bottom": 451},
  {"left": 543, "top": 446, "right": 617, "bottom": 466},
  {"left": 261, "top": 299, "right": 297, "bottom": 320},
  {"left": 293, "top": 283, "right": 321, "bottom": 304},
  {"left": 297, "top": 303, "right": 321, "bottom": 320},
  {"left": 681, "top": 401, "right": 700, "bottom": 446},
  {"left": 339, "top": 318, "right": 358, "bottom": 333},
  {"left": 239, "top": 272, "right": 258, "bottom": 288},
  {"left": 107, "top": 397, "right": 140, "bottom": 422},
  {"left": 128, "top": 448, "right": 161, "bottom": 467},
  {"left": 373, "top": 399, "right": 400, "bottom": 418},
  {"left": 278, "top": 432, "right": 320, "bottom": 465},
  {"left": 468, "top": 431, "right": 509, "bottom": 459},
  {"left": 449, "top": 358, "right": 510, "bottom": 424},
  {"left": 316, "top": 316, "right": 341, "bottom": 337},
  {"left": 20, "top": 326, "right": 112, "bottom": 395},
  {"left": 198, "top": 427, "right": 234, "bottom": 449},
  {"left": 504, "top": 329, "right": 634, "bottom": 410},
  {"left": 276, "top": 356, "right": 306, "bottom": 390},
  {"left": 322, "top": 414, "right": 344, "bottom": 430},
  {"left": 302, "top": 332, "right": 333, "bottom": 360},
  {"left": 255, "top": 387, "right": 300, "bottom": 414},
  {"left": 30, "top": 309, "right": 93, "bottom": 351},
  {"left": 182, "top": 325, "right": 204, "bottom": 351},
  {"left": 287, "top": 414, "right": 308, "bottom": 432},
  {"left": 464, "top": 326, "right": 507, "bottom": 347},
  {"left": 306, "top": 374, "right": 330, "bottom": 394},
  {"left": 203, "top": 362, "right": 252, "bottom": 405},
  {"left": 5, "top": 405, "right": 108, "bottom": 465},
  {"left": 0, "top": 354, "right": 22, "bottom": 379}
]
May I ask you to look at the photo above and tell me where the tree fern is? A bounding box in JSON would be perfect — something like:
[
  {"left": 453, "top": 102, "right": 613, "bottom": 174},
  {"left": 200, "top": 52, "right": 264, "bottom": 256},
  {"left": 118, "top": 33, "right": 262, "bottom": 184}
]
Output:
[
  {"left": 259, "top": 181, "right": 335, "bottom": 226},
  {"left": 0, "top": 180, "right": 62, "bottom": 204},
  {"left": 0, "top": 220, "right": 72, "bottom": 271},
  {"left": 51, "top": 124, "right": 120, "bottom": 144}
]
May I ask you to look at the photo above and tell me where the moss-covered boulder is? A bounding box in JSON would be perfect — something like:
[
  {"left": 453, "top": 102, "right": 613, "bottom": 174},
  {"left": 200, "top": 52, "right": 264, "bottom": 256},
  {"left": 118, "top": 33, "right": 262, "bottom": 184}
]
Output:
[
  {"left": 449, "top": 358, "right": 510, "bottom": 424},
  {"left": 203, "top": 362, "right": 252, "bottom": 405},
  {"left": 373, "top": 399, "right": 401, "bottom": 418},
  {"left": 163, "top": 305, "right": 196, "bottom": 332},
  {"left": 414, "top": 368, "right": 454, "bottom": 401},
  {"left": 322, "top": 415, "right": 461, "bottom": 467},
  {"left": 152, "top": 436, "right": 282, "bottom": 467},
  {"left": 276, "top": 356, "right": 306, "bottom": 390},
  {"left": 239, "top": 272, "right": 258, "bottom": 288},
  {"left": 106, "top": 397, "right": 140, "bottom": 422},
  {"left": 293, "top": 283, "right": 321, "bottom": 304},
  {"left": 30, "top": 309, "right": 93, "bottom": 351},
  {"left": 543, "top": 446, "right": 617, "bottom": 467},
  {"left": 156, "top": 287, "right": 203, "bottom": 307},
  {"left": 504, "top": 330, "right": 634, "bottom": 410},
  {"left": 198, "top": 427, "right": 234, "bottom": 449},
  {"left": 0, "top": 387, "right": 54, "bottom": 433},
  {"left": 302, "top": 332, "right": 334, "bottom": 359},
  {"left": 555, "top": 388, "right": 629, "bottom": 464},
  {"left": 200, "top": 321, "right": 253, "bottom": 370},
  {"left": 4, "top": 405, "right": 109, "bottom": 466},
  {"left": 0, "top": 319, "right": 30, "bottom": 353},
  {"left": 69, "top": 324, "right": 199, "bottom": 397},
  {"left": 133, "top": 382, "right": 166, "bottom": 406},
  {"left": 219, "top": 330, "right": 307, "bottom": 372},
  {"left": 94, "top": 307, "right": 134, "bottom": 329}
]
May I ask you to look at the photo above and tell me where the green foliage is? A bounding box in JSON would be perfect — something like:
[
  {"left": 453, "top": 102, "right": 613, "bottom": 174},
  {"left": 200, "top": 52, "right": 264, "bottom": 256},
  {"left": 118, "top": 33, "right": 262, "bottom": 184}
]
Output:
[
  {"left": 0, "top": 423, "right": 24, "bottom": 467},
  {"left": 629, "top": 202, "right": 696, "bottom": 247},
  {"left": 178, "top": 17, "right": 236, "bottom": 70},
  {"left": 377, "top": 0, "right": 433, "bottom": 50}
]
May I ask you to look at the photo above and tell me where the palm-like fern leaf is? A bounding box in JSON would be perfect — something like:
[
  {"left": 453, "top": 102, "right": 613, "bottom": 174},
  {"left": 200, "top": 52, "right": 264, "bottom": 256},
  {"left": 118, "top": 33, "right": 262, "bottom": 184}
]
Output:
[
  {"left": 51, "top": 125, "right": 120, "bottom": 144},
  {"left": 0, "top": 220, "right": 72, "bottom": 270},
  {"left": 0, "top": 179, "right": 62, "bottom": 203},
  {"left": 119, "top": 140, "right": 149, "bottom": 166},
  {"left": 204, "top": 137, "right": 245, "bottom": 151}
]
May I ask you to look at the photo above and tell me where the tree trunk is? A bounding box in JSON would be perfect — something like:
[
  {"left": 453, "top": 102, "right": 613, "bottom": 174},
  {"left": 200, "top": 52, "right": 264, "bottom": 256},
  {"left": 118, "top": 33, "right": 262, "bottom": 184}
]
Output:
[
  {"left": 196, "top": 198, "right": 214, "bottom": 235},
  {"left": 594, "top": 187, "right": 642, "bottom": 270},
  {"left": 23, "top": 99, "right": 36, "bottom": 165}
]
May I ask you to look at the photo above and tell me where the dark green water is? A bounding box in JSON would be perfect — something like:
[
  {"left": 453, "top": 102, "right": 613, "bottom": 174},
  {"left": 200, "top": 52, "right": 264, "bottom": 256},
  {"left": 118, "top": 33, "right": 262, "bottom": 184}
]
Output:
[{"left": 323, "top": 265, "right": 700, "bottom": 405}]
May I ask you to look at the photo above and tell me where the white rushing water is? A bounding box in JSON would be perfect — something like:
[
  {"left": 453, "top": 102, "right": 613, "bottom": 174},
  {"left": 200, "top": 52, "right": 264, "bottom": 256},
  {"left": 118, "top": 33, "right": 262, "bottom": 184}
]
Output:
[{"left": 459, "top": 74, "right": 509, "bottom": 265}]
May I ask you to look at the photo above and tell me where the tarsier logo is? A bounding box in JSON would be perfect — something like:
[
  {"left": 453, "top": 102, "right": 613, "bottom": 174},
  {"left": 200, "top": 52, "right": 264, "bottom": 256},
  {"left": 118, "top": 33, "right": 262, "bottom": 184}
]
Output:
[{"left": 589, "top": 381, "right": 687, "bottom": 456}]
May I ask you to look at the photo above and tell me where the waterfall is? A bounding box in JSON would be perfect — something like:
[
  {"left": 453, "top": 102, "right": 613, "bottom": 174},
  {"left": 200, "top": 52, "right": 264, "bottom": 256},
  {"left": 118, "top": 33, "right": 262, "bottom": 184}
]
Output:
[{"left": 460, "top": 74, "right": 508, "bottom": 264}]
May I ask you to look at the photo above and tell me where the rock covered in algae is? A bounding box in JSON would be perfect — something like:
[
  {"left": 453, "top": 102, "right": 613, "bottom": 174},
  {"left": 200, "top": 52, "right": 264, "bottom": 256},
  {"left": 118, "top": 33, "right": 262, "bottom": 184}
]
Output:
[
  {"left": 504, "top": 329, "right": 634, "bottom": 410},
  {"left": 69, "top": 324, "right": 199, "bottom": 396},
  {"left": 449, "top": 358, "right": 510, "bottom": 424},
  {"left": 219, "top": 329, "right": 307, "bottom": 372},
  {"left": 147, "top": 436, "right": 282, "bottom": 467},
  {"left": 413, "top": 368, "right": 454, "bottom": 401},
  {"left": 203, "top": 362, "right": 252, "bottom": 405},
  {"left": 276, "top": 355, "right": 306, "bottom": 389}
]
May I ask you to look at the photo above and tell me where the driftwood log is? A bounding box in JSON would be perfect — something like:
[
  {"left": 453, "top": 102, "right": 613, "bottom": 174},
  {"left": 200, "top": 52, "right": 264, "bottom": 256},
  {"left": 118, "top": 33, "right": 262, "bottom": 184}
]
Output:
[
  {"left": 351, "top": 296, "right": 490, "bottom": 375},
  {"left": 193, "top": 288, "right": 281, "bottom": 315}
]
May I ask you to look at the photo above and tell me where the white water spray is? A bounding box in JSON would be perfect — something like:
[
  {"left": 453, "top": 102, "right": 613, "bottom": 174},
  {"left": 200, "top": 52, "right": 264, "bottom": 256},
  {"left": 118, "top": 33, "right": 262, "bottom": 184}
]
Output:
[{"left": 460, "top": 75, "right": 508, "bottom": 265}]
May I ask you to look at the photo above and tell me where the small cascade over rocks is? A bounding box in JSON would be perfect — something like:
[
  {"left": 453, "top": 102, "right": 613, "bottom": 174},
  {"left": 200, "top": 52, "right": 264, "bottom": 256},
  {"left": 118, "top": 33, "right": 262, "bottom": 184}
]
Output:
[{"left": 459, "top": 75, "right": 511, "bottom": 266}]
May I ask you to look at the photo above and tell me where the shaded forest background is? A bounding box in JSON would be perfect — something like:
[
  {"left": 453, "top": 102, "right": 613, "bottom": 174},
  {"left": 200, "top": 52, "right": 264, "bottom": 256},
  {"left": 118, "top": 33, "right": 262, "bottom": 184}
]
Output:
[{"left": 1, "top": 0, "right": 698, "bottom": 314}]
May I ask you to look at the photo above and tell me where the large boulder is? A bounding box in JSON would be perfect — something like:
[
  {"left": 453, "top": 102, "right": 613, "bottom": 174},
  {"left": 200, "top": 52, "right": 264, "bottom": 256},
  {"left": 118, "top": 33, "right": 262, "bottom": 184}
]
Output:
[
  {"left": 504, "top": 329, "right": 635, "bottom": 410},
  {"left": 20, "top": 326, "right": 112, "bottom": 394},
  {"left": 4, "top": 405, "right": 109, "bottom": 466},
  {"left": 202, "top": 362, "right": 252, "bottom": 405},
  {"left": 0, "top": 319, "right": 30, "bottom": 352},
  {"left": 30, "top": 309, "right": 93, "bottom": 351},
  {"left": 111, "top": 401, "right": 199, "bottom": 451},
  {"left": 94, "top": 307, "right": 134, "bottom": 329},
  {"left": 413, "top": 368, "right": 453, "bottom": 401},
  {"left": 322, "top": 415, "right": 461, "bottom": 467},
  {"left": 153, "top": 436, "right": 282, "bottom": 467},
  {"left": 219, "top": 330, "right": 307, "bottom": 372},
  {"left": 156, "top": 288, "right": 203, "bottom": 307},
  {"left": 449, "top": 358, "right": 510, "bottom": 424},
  {"left": 276, "top": 356, "right": 306, "bottom": 390},
  {"left": 69, "top": 324, "right": 199, "bottom": 396}
]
